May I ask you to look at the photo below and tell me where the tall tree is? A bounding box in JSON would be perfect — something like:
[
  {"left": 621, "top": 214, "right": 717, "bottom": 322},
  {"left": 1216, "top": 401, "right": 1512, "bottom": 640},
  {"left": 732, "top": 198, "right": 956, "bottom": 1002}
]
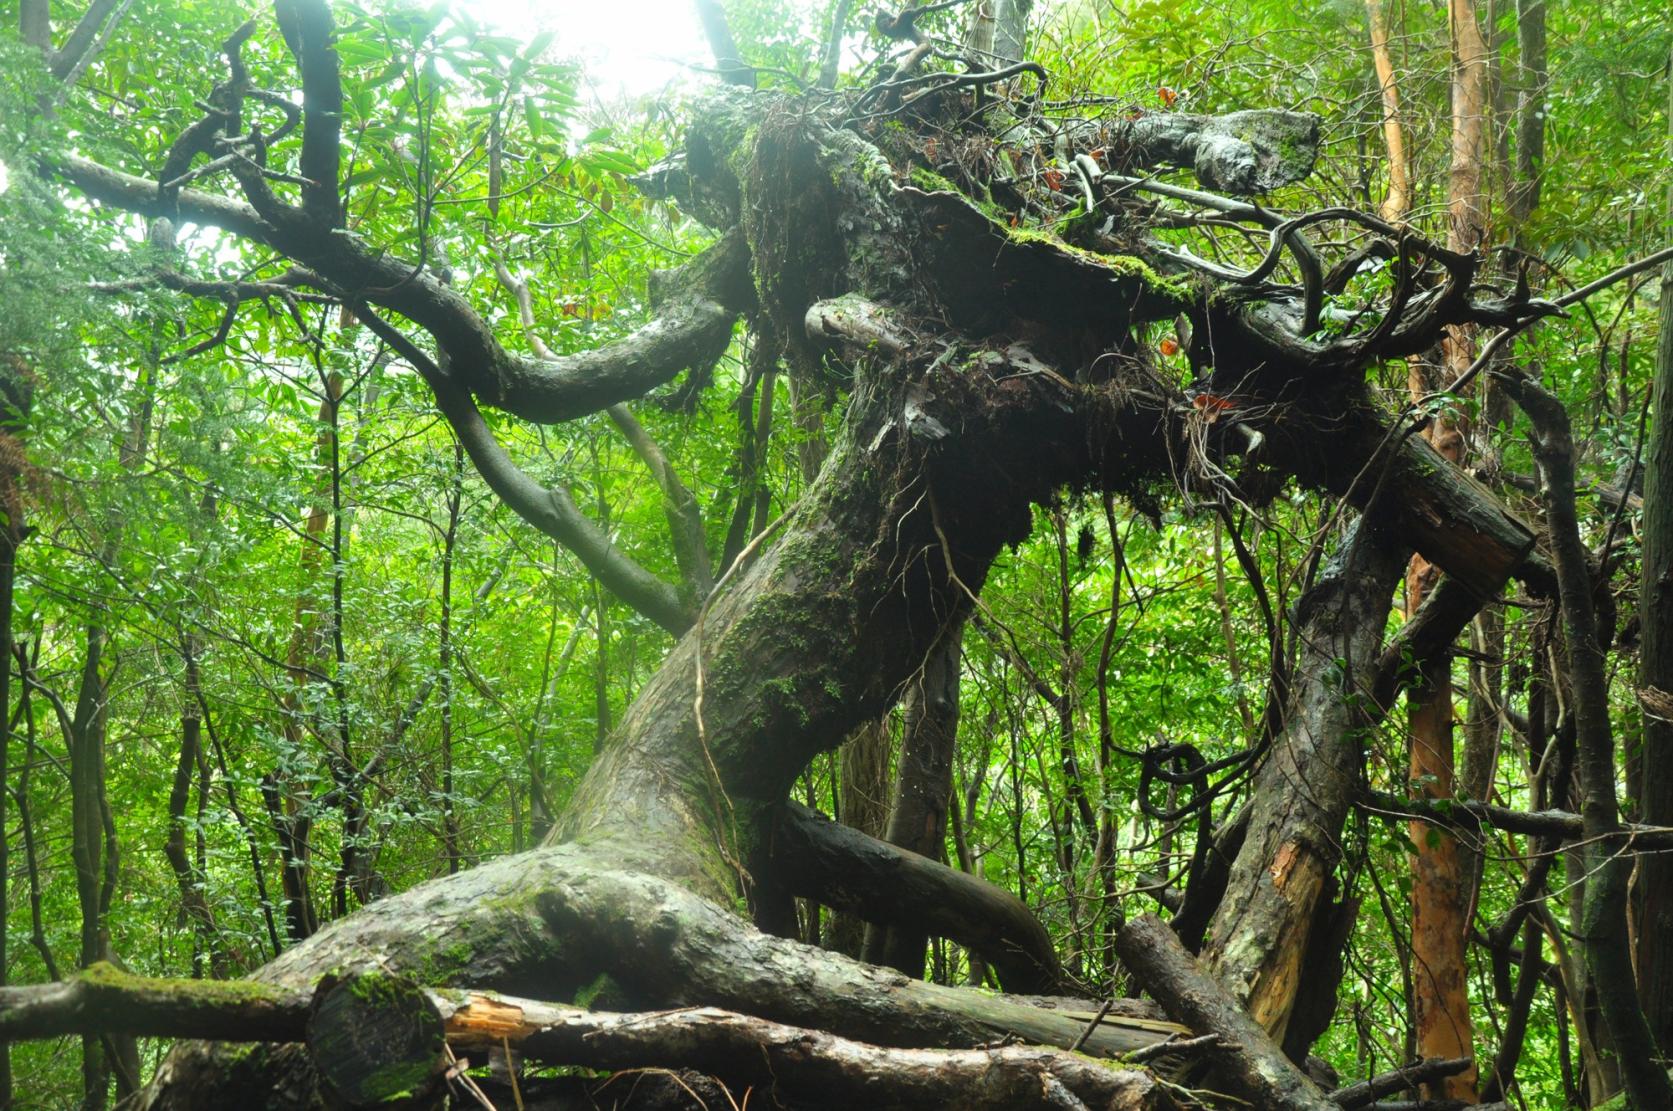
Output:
[
  {"left": 1400, "top": 1, "right": 1491, "bottom": 1099},
  {"left": 1634, "top": 38, "right": 1673, "bottom": 1059}
]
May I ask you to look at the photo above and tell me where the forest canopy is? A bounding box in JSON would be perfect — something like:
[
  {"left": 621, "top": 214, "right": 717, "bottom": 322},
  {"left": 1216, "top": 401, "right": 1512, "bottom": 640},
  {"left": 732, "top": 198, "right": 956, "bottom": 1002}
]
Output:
[{"left": 0, "top": 0, "right": 1669, "bottom": 1108}]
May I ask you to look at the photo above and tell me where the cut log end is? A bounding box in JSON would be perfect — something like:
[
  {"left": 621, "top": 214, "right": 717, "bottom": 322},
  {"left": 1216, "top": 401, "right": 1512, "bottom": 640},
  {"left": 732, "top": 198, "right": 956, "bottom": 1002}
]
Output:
[{"left": 306, "top": 970, "right": 447, "bottom": 1110}]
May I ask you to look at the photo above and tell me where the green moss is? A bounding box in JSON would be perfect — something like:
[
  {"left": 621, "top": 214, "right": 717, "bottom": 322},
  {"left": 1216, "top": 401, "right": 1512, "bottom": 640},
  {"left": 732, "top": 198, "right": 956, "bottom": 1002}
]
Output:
[
  {"left": 973, "top": 187, "right": 1007, "bottom": 223},
  {"left": 727, "top": 122, "right": 761, "bottom": 184},
  {"left": 1100, "top": 254, "right": 1194, "bottom": 299},
  {"left": 1003, "top": 224, "right": 1079, "bottom": 253},
  {"left": 1000, "top": 225, "right": 1192, "bottom": 301},
  {"left": 359, "top": 1058, "right": 434, "bottom": 1103},
  {"left": 909, "top": 166, "right": 960, "bottom": 194},
  {"left": 406, "top": 886, "right": 563, "bottom": 989},
  {"left": 406, "top": 937, "right": 478, "bottom": 987},
  {"left": 346, "top": 969, "right": 415, "bottom": 1008},
  {"left": 78, "top": 962, "right": 290, "bottom": 1005},
  {"left": 216, "top": 1042, "right": 267, "bottom": 1066},
  {"left": 909, "top": 167, "right": 1009, "bottom": 222},
  {"left": 572, "top": 972, "right": 616, "bottom": 1009}
]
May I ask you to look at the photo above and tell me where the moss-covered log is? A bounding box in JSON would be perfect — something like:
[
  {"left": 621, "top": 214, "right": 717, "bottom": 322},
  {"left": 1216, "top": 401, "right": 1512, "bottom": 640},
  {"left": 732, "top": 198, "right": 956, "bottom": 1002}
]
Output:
[
  {"left": 2, "top": 966, "right": 1175, "bottom": 1110},
  {"left": 766, "top": 802, "right": 1063, "bottom": 993},
  {"left": 0, "top": 963, "right": 308, "bottom": 1043}
]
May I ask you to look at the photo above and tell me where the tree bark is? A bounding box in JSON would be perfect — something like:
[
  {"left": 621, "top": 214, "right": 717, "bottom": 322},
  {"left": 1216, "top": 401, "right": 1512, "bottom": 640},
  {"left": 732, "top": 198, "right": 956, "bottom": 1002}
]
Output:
[
  {"left": 1398, "top": 1, "right": 1491, "bottom": 1095},
  {"left": 1365, "top": 0, "right": 1410, "bottom": 222}
]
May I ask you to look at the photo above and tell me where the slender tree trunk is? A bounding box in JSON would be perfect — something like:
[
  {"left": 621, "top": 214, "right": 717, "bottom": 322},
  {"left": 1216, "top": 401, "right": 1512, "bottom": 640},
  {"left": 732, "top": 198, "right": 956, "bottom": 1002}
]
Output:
[
  {"left": 0, "top": 356, "right": 26, "bottom": 1108},
  {"left": 721, "top": 338, "right": 779, "bottom": 576},
  {"left": 1462, "top": 21, "right": 1547, "bottom": 1097},
  {"left": 828, "top": 718, "right": 891, "bottom": 957},
  {"left": 1365, "top": 0, "right": 1411, "bottom": 223},
  {"left": 1401, "top": 2, "right": 1490, "bottom": 1096},
  {"left": 591, "top": 572, "right": 610, "bottom": 754},
  {"left": 166, "top": 637, "right": 222, "bottom": 977},
  {"left": 68, "top": 628, "right": 111, "bottom": 1109},
  {"left": 1504, "top": 376, "right": 1673, "bottom": 1111},
  {"left": 950, "top": 723, "right": 994, "bottom": 987},
  {"left": 12, "top": 648, "right": 56, "bottom": 985},
  {"left": 321, "top": 356, "right": 370, "bottom": 916},
  {"left": 439, "top": 439, "right": 463, "bottom": 874},
  {"left": 864, "top": 619, "right": 965, "bottom": 979},
  {"left": 817, "top": 0, "right": 851, "bottom": 89},
  {"left": 1634, "top": 38, "right": 1673, "bottom": 1057},
  {"left": 1404, "top": 648, "right": 1475, "bottom": 1099},
  {"left": 61, "top": 328, "right": 157, "bottom": 1108},
  {"left": 270, "top": 372, "right": 346, "bottom": 941}
]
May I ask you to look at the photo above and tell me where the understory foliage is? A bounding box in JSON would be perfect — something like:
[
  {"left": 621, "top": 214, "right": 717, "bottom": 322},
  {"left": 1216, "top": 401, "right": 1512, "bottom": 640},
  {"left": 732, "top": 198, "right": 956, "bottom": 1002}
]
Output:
[{"left": 0, "top": 0, "right": 1667, "bottom": 1107}]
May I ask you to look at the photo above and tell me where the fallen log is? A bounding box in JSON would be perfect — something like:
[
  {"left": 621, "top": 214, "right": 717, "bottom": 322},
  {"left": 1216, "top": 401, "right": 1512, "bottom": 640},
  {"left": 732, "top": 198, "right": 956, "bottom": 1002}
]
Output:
[{"left": 0, "top": 964, "right": 1176, "bottom": 1111}]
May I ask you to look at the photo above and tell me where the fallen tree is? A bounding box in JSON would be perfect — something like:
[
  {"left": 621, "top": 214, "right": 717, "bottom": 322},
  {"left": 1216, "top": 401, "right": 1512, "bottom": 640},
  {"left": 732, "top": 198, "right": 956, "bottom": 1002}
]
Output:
[{"left": 0, "top": 964, "right": 1174, "bottom": 1109}]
